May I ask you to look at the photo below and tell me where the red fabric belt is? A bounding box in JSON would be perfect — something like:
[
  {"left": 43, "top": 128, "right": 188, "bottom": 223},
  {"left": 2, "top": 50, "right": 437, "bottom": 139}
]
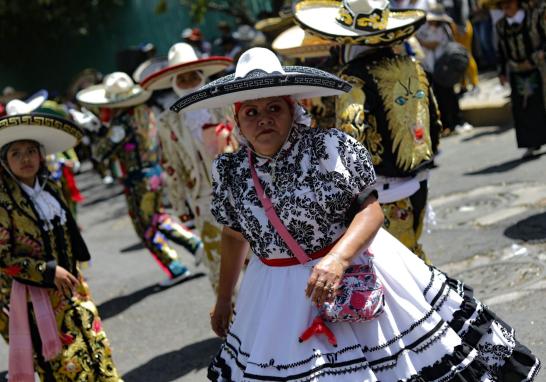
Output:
[{"left": 259, "top": 238, "right": 339, "bottom": 267}]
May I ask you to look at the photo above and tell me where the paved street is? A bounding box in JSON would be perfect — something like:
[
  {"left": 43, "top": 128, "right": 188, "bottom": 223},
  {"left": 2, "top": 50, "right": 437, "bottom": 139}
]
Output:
[{"left": 1, "top": 122, "right": 545, "bottom": 381}]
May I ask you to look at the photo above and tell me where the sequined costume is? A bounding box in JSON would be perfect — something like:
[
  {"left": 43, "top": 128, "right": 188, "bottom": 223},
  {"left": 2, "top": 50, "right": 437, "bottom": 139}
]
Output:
[
  {"left": 157, "top": 93, "right": 236, "bottom": 292},
  {"left": 496, "top": 7, "right": 546, "bottom": 149},
  {"left": 336, "top": 48, "right": 442, "bottom": 263},
  {"left": 0, "top": 175, "right": 121, "bottom": 381},
  {"left": 95, "top": 105, "right": 202, "bottom": 278}
]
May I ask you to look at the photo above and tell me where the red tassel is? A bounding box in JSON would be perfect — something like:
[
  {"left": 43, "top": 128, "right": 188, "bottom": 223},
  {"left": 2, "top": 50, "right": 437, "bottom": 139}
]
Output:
[{"left": 298, "top": 315, "right": 337, "bottom": 347}]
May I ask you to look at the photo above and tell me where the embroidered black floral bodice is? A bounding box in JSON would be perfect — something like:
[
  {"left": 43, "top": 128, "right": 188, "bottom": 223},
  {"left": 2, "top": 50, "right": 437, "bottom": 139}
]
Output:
[{"left": 211, "top": 125, "right": 376, "bottom": 259}]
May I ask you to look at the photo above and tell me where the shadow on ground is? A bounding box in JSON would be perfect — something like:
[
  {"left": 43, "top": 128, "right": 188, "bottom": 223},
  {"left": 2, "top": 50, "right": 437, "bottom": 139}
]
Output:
[
  {"left": 461, "top": 124, "right": 512, "bottom": 142},
  {"left": 122, "top": 337, "right": 222, "bottom": 382},
  {"left": 120, "top": 242, "right": 147, "bottom": 253},
  {"left": 82, "top": 189, "right": 125, "bottom": 207},
  {"left": 504, "top": 211, "right": 546, "bottom": 243},
  {"left": 98, "top": 274, "right": 205, "bottom": 321},
  {"left": 465, "top": 152, "right": 545, "bottom": 175}
]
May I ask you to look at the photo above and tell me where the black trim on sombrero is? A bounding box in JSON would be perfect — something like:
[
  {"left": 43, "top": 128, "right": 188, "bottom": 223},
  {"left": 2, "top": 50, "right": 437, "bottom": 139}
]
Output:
[
  {"left": 170, "top": 66, "right": 351, "bottom": 113},
  {"left": 294, "top": 11, "right": 426, "bottom": 47},
  {"left": 292, "top": 0, "right": 427, "bottom": 47},
  {"left": 0, "top": 113, "right": 82, "bottom": 140}
]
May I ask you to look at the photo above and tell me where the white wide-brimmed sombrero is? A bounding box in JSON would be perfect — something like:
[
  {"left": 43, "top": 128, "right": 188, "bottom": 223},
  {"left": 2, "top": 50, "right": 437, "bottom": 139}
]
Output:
[
  {"left": 0, "top": 114, "right": 82, "bottom": 155},
  {"left": 76, "top": 72, "right": 151, "bottom": 109},
  {"left": 5, "top": 90, "right": 48, "bottom": 116},
  {"left": 139, "top": 43, "right": 233, "bottom": 91},
  {"left": 273, "top": 25, "right": 338, "bottom": 59},
  {"left": 293, "top": 0, "right": 426, "bottom": 47},
  {"left": 170, "top": 47, "right": 351, "bottom": 113}
]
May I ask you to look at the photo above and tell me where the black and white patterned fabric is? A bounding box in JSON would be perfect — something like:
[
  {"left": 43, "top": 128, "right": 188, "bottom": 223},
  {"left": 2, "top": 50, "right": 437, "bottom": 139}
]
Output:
[
  {"left": 208, "top": 229, "right": 541, "bottom": 382},
  {"left": 207, "top": 117, "right": 541, "bottom": 382},
  {"left": 211, "top": 124, "right": 376, "bottom": 259}
]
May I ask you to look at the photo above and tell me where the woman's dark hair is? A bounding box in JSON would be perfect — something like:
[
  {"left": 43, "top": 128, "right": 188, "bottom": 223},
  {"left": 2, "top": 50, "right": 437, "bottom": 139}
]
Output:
[{"left": 0, "top": 139, "right": 41, "bottom": 160}]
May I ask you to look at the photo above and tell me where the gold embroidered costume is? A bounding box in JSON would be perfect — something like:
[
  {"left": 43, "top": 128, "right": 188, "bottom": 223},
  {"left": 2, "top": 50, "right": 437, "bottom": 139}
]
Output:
[
  {"left": 0, "top": 176, "right": 121, "bottom": 381},
  {"left": 336, "top": 49, "right": 442, "bottom": 262}
]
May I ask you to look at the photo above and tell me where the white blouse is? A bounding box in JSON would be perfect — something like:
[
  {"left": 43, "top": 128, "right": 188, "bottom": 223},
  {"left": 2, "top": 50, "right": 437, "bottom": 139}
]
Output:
[
  {"left": 211, "top": 124, "right": 376, "bottom": 259},
  {"left": 21, "top": 180, "right": 67, "bottom": 230}
]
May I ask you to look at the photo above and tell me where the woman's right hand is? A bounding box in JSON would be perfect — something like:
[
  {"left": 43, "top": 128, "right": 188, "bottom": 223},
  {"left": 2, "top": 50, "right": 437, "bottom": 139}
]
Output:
[
  {"left": 54, "top": 266, "right": 79, "bottom": 297},
  {"left": 210, "top": 298, "right": 232, "bottom": 338}
]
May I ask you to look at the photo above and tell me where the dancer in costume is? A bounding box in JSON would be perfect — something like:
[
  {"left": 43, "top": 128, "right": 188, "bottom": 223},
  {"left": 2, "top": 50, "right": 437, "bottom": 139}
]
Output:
[
  {"left": 294, "top": 0, "right": 442, "bottom": 263},
  {"left": 171, "top": 47, "right": 540, "bottom": 382},
  {"left": 77, "top": 72, "right": 202, "bottom": 287},
  {"left": 0, "top": 111, "right": 121, "bottom": 381},
  {"left": 0, "top": 90, "right": 50, "bottom": 342},
  {"left": 495, "top": 0, "right": 546, "bottom": 158},
  {"left": 139, "top": 43, "right": 235, "bottom": 292}
]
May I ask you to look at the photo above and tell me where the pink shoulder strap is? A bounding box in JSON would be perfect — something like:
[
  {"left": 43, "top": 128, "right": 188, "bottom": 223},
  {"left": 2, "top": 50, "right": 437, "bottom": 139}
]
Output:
[{"left": 247, "top": 149, "right": 311, "bottom": 265}]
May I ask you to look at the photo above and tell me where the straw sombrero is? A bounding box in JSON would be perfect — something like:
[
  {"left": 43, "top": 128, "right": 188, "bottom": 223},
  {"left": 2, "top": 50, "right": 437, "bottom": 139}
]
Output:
[
  {"left": 255, "top": 15, "right": 295, "bottom": 35},
  {"left": 273, "top": 25, "right": 338, "bottom": 59},
  {"left": 76, "top": 72, "right": 151, "bottom": 109},
  {"left": 293, "top": 0, "right": 426, "bottom": 47},
  {"left": 0, "top": 114, "right": 82, "bottom": 155},
  {"left": 139, "top": 43, "right": 233, "bottom": 91},
  {"left": 170, "top": 47, "right": 351, "bottom": 113}
]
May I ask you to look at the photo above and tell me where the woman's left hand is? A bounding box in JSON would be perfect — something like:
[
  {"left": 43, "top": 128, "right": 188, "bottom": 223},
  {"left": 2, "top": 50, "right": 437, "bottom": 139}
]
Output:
[{"left": 306, "top": 254, "right": 348, "bottom": 306}]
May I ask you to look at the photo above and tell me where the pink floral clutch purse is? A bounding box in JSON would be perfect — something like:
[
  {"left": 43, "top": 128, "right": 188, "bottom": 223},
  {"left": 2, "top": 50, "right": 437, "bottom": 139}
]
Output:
[{"left": 319, "top": 259, "right": 385, "bottom": 323}]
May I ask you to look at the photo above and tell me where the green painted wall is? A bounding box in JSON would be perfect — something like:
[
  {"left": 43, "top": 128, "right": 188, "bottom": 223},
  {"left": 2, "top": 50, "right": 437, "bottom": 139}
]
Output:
[{"left": 1, "top": 0, "right": 271, "bottom": 96}]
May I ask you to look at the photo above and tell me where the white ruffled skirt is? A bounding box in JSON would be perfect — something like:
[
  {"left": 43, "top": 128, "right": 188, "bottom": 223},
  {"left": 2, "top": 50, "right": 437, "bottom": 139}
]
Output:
[{"left": 208, "top": 229, "right": 541, "bottom": 381}]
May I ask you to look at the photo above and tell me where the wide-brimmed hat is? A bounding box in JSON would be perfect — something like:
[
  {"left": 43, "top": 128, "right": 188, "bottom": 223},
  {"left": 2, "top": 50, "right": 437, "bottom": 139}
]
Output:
[
  {"left": 5, "top": 90, "right": 48, "bottom": 116},
  {"left": 426, "top": 4, "right": 454, "bottom": 23},
  {"left": 76, "top": 72, "right": 151, "bottom": 109},
  {"left": 132, "top": 56, "right": 169, "bottom": 83},
  {"left": 255, "top": 15, "right": 295, "bottom": 35},
  {"left": 293, "top": 0, "right": 426, "bottom": 47},
  {"left": 273, "top": 25, "right": 338, "bottom": 59},
  {"left": 66, "top": 68, "right": 103, "bottom": 100},
  {"left": 139, "top": 43, "right": 233, "bottom": 91},
  {"left": 0, "top": 113, "right": 82, "bottom": 155},
  {"left": 170, "top": 47, "right": 351, "bottom": 113}
]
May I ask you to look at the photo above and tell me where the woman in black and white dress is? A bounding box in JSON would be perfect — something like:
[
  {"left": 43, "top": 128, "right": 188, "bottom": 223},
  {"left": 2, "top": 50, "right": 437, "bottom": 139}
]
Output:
[{"left": 171, "top": 47, "right": 541, "bottom": 382}]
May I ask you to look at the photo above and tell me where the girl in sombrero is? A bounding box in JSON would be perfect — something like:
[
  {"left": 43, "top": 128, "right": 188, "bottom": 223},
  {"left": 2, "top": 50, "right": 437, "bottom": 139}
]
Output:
[
  {"left": 0, "top": 111, "right": 121, "bottom": 380},
  {"left": 139, "top": 42, "right": 236, "bottom": 293},
  {"left": 77, "top": 72, "right": 203, "bottom": 288},
  {"left": 171, "top": 47, "right": 540, "bottom": 381}
]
